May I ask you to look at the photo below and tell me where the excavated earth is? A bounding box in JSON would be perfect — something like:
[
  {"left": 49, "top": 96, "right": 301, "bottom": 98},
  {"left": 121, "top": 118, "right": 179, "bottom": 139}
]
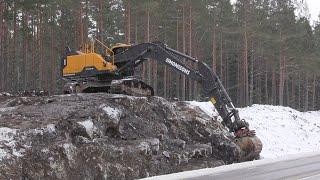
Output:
[{"left": 0, "top": 93, "right": 253, "bottom": 179}]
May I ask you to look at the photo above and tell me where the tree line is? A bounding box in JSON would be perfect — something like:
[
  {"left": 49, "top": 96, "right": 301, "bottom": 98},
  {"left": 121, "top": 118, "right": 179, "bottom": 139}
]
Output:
[{"left": 0, "top": 0, "right": 319, "bottom": 111}]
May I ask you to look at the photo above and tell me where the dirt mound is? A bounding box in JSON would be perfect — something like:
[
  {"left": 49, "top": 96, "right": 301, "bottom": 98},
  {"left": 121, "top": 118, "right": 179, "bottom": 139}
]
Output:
[{"left": 0, "top": 93, "right": 253, "bottom": 179}]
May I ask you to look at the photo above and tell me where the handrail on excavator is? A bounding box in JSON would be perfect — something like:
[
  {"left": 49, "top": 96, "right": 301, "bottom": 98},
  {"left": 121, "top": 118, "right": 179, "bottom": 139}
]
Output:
[{"left": 94, "top": 38, "right": 115, "bottom": 65}]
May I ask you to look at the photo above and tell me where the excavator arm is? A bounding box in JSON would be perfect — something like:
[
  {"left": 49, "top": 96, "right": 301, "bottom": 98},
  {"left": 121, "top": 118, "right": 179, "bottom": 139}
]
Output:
[{"left": 114, "top": 42, "right": 252, "bottom": 134}]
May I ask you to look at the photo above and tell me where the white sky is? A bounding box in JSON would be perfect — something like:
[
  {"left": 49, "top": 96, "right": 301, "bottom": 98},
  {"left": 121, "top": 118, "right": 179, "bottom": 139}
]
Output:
[
  {"left": 229, "top": 0, "right": 320, "bottom": 24},
  {"left": 307, "top": 0, "right": 320, "bottom": 23}
]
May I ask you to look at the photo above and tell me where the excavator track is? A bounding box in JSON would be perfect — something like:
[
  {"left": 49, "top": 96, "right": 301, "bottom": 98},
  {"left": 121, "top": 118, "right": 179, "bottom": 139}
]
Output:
[
  {"left": 63, "top": 77, "right": 154, "bottom": 97},
  {"left": 110, "top": 78, "right": 154, "bottom": 96}
]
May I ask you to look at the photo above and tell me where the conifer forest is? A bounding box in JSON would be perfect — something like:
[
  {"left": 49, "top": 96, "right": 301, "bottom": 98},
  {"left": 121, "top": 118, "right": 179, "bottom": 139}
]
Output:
[{"left": 0, "top": 0, "right": 319, "bottom": 111}]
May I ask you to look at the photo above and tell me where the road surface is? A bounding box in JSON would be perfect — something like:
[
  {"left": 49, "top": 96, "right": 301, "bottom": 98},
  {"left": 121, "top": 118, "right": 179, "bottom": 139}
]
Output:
[{"left": 143, "top": 152, "right": 320, "bottom": 180}]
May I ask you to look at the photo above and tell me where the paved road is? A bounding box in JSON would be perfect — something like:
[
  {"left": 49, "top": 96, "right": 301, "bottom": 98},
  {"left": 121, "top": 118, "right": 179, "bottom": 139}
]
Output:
[{"left": 143, "top": 152, "right": 320, "bottom": 180}]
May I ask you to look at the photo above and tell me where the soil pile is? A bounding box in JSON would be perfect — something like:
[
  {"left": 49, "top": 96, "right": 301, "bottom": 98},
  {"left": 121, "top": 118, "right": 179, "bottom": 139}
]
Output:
[{"left": 0, "top": 93, "right": 252, "bottom": 179}]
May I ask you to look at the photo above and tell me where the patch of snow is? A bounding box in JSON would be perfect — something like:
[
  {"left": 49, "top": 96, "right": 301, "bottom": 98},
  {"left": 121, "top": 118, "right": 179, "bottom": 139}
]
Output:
[
  {"left": 12, "top": 148, "right": 25, "bottom": 157},
  {"left": 187, "top": 101, "right": 223, "bottom": 122},
  {"left": 0, "top": 127, "right": 17, "bottom": 141},
  {"left": 41, "top": 148, "right": 50, "bottom": 153},
  {"left": 239, "top": 104, "right": 320, "bottom": 159},
  {"left": 31, "top": 128, "right": 44, "bottom": 136},
  {"left": 0, "top": 92, "right": 12, "bottom": 96},
  {"left": 0, "top": 107, "right": 17, "bottom": 113},
  {"left": 46, "top": 124, "right": 56, "bottom": 133},
  {"left": 99, "top": 104, "right": 122, "bottom": 119},
  {"left": 63, "top": 143, "right": 76, "bottom": 165},
  {"left": 78, "top": 119, "right": 96, "bottom": 138},
  {"left": 187, "top": 102, "right": 320, "bottom": 159},
  {"left": 29, "top": 124, "right": 56, "bottom": 136},
  {"left": 0, "top": 149, "right": 8, "bottom": 160},
  {"left": 187, "top": 101, "right": 218, "bottom": 117},
  {"left": 53, "top": 94, "right": 72, "bottom": 97},
  {"left": 0, "top": 127, "right": 26, "bottom": 160}
]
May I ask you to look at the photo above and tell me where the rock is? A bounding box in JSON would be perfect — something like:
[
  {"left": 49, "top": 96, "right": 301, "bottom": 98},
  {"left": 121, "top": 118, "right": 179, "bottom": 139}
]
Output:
[
  {"left": 162, "top": 151, "right": 170, "bottom": 158},
  {"left": 0, "top": 93, "right": 258, "bottom": 179},
  {"left": 165, "top": 138, "right": 186, "bottom": 149}
]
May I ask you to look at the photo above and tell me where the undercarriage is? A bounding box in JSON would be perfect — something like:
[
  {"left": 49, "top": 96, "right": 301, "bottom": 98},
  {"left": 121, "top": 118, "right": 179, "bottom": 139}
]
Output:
[{"left": 63, "top": 77, "right": 154, "bottom": 97}]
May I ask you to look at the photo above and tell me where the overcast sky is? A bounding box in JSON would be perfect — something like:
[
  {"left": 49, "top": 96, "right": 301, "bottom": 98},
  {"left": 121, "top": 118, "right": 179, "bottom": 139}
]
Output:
[
  {"left": 307, "top": 0, "right": 320, "bottom": 23},
  {"left": 229, "top": 0, "right": 320, "bottom": 24}
]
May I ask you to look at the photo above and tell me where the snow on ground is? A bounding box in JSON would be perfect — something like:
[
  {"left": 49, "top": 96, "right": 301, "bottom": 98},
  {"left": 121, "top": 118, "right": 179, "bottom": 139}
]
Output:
[
  {"left": 0, "top": 107, "right": 17, "bottom": 113},
  {"left": 186, "top": 101, "right": 218, "bottom": 118},
  {"left": 0, "top": 127, "right": 23, "bottom": 160},
  {"left": 187, "top": 102, "right": 320, "bottom": 159},
  {"left": 99, "top": 104, "right": 122, "bottom": 119},
  {"left": 62, "top": 143, "right": 77, "bottom": 165},
  {"left": 0, "top": 127, "right": 17, "bottom": 142},
  {"left": 0, "top": 124, "right": 57, "bottom": 161},
  {"left": 78, "top": 119, "right": 97, "bottom": 138}
]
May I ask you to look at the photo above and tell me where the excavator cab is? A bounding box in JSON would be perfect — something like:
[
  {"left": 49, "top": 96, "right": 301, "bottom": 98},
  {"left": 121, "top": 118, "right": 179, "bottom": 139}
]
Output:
[
  {"left": 62, "top": 40, "right": 117, "bottom": 78},
  {"left": 110, "top": 43, "right": 131, "bottom": 55}
]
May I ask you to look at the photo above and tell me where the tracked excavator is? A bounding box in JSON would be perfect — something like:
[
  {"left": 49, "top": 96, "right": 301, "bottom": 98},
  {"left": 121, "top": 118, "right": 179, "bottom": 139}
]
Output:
[{"left": 62, "top": 39, "right": 262, "bottom": 161}]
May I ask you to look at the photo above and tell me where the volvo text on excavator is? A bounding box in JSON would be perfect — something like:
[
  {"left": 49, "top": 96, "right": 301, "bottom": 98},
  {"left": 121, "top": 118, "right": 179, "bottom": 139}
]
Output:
[{"left": 61, "top": 39, "right": 262, "bottom": 161}]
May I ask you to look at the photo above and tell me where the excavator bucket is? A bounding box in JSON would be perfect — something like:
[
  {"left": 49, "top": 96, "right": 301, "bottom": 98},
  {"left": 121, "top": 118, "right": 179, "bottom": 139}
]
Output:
[{"left": 235, "top": 135, "right": 263, "bottom": 161}]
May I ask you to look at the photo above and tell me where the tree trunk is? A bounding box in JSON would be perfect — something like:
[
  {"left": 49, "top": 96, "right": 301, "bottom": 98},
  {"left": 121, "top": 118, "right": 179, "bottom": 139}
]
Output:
[
  {"left": 79, "top": 2, "right": 84, "bottom": 46},
  {"left": 125, "top": 0, "right": 131, "bottom": 44},
  {"left": 271, "top": 65, "right": 276, "bottom": 105},
  {"left": 32, "top": 16, "right": 36, "bottom": 90},
  {"left": 23, "top": 11, "right": 28, "bottom": 91},
  {"left": 291, "top": 74, "right": 296, "bottom": 109},
  {"left": 249, "top": 41, "right": 254, "bottom": 105},
  {"left": 220, "top": 32, "right": 224, "bottom": 85},
  {"left": 312, "top": 75, "right": 316, "bottom": 110},
  {"left": 212, "top": 21, "right": 216, "bottom": 73},
  {"left": 13, "top": 5, "right": 17, "bottom": 92},
  {"left": 225, "top": 40, "right": 228, "bottom": 90},
  {"left": 279, "top": 30, "right": 286, "bottom": 106},
  {"left": 285, "top": 74, "right": 289, "bottom": 107},
  {"left": 141, "top": 26, "right": 146, "bottom": 81},
  {"left": 304, "top": 73, "right": 309, "bottom": 112},
  {"left": 51, "top": 11, "right": 56, "bottom": 95},
  {"left": 176, "top": 13, "right": 180, "bottom": 99},
  {"left": 188, "top": 5, "right": 192, "bottom": 100},
  {"left": 0, "top": 2, "right": 4, "bottom": 91},
  {"left": 181, "top": 4, "right": 186, "bottom": 100},
  {"left": 39, "top": 9, "right": 45, "bottom": 90},
  {"left": 151, "top": 12, "right": 157, "bottom": 96},
  {"left": 237, "top": 50, "right": 242, "bottom": 106},
  {"left": 146, "top": 5, "right": 152, "bottom": 86},
  {"left": 134, "top": 10, "right": 143, "bottom": 81},
  {"left": 298, "top": 72, "right": 301, "bottom": 110},
  {"left": 243, "top": 34, "right": 249, "bottom": 106},
  {"left": 3, "top": 16, "right": 8, "bottom": 91},
  {"left": 243, "top": 0, "right": 249, "bottom": 106},
  {"left": 264, "top": 62, "right": 268, "bottom": 104},
  {"left": 98, "top": 0, "right": 104, "bottom": 43}
]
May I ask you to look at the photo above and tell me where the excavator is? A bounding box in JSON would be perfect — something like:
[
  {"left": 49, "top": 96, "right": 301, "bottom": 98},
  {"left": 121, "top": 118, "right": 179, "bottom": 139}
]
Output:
[{"left": 61, "top": 39, "right": 262, "bottom": 161}]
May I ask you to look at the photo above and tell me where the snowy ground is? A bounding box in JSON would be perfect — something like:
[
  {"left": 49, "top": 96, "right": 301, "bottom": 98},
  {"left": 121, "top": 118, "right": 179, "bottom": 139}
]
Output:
[{"left": 188, "top": 102, "right": 320, "bottom": 159}]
